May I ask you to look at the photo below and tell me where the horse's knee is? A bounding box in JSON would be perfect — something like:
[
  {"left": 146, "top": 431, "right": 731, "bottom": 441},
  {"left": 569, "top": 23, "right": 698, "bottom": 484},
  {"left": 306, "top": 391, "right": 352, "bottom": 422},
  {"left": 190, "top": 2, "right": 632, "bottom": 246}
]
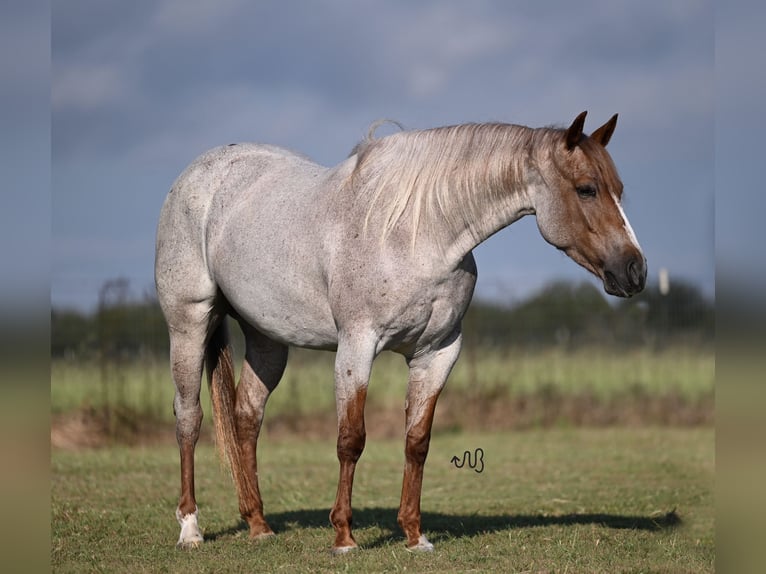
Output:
[
  {"left": 403, "top": 391, "right": 440, "bottom": 465},
  {"left": 405, "top": 430, "right": 431, "bottom": 465},
  {"left": 336, "top": 384, "right": 368, "bottom": 462},
  {"left": 337, "top": 426, "right": 366, "bottom": 463}
]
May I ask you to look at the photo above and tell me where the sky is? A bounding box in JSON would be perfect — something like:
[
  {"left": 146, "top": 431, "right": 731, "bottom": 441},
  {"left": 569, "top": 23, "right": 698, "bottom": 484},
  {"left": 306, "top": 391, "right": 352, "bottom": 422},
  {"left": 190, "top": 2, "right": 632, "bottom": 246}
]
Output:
[
  {"left": 1, "top": 2, "right": 50, "bottom": 312},
  {"left": 47, "top": 0, "right": 722, "bottom": 311}
]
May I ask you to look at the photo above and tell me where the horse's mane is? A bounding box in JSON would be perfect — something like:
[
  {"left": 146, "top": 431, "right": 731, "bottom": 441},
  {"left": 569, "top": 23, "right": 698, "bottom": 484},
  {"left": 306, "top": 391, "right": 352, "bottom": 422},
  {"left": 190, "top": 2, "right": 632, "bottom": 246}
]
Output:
[{"left": 348, "top": 121, "right": 565, "bottom": 250}]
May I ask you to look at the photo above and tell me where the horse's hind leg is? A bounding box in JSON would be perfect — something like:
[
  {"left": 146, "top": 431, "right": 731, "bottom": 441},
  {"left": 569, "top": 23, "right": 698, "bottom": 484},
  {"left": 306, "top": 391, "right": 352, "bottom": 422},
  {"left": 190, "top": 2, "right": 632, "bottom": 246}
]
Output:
[
  {"left": 167, "top": 306, "right": 217, "bottom": 548},
  {"left": 398, "top": 330, "right": 463, "bottom": 551},
  {"left": 234, "top": 323, "right": 287, "bottom": 539}
]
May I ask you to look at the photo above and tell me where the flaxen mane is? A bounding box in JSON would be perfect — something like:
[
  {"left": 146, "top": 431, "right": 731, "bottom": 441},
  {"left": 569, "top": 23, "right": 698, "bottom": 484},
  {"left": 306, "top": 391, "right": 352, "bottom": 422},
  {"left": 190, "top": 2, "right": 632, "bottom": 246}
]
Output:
[{"left": 348, "top": 122, "right": 565, "bottom": 250}]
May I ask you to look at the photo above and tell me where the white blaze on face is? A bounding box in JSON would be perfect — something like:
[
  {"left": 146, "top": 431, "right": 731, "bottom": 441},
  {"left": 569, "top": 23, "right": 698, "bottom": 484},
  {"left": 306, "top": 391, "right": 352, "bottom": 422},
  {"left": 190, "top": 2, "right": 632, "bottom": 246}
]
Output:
[{"left": 610, "top": 191, "right": 642, "bottom": 253}]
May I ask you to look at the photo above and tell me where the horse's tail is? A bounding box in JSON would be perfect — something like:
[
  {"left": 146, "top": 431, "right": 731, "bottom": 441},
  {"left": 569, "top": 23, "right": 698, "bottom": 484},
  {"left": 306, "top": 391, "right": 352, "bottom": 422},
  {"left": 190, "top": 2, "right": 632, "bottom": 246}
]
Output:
[{"left": 206, "top": 322, "right": 256, "bottom": 506}]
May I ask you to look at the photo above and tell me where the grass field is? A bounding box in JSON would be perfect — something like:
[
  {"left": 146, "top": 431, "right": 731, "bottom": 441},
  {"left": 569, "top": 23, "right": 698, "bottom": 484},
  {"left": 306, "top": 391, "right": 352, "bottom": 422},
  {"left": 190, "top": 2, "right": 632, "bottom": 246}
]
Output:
[
  {"left": 51, "top": 346, "right": 714, "bottom": 433},
  {"left": 51, "top": 427, "right": 714, "bottom": 573},
  {"left": 51, "top": 345, "right": 715, "bottom": 569}
]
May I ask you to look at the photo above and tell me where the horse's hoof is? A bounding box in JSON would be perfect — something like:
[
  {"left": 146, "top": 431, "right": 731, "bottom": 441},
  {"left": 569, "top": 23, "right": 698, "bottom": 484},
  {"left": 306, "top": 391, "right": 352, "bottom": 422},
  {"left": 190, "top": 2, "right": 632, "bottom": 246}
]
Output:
[
  {"left": 176, "top": 507, "right": 203, "bottom": 549},
  {"left": 330, "top": 544, "right": 358, "bottom": 555},
  {"left": 406, "top": 535, "right": 434, "bottom": 553}
]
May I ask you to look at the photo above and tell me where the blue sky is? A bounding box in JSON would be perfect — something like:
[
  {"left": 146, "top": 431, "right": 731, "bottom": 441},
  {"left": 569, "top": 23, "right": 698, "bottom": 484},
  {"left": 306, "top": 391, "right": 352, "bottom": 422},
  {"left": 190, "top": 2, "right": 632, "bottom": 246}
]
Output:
[{"left": 47, "top": 0, "right": 722, "bottom": 310}]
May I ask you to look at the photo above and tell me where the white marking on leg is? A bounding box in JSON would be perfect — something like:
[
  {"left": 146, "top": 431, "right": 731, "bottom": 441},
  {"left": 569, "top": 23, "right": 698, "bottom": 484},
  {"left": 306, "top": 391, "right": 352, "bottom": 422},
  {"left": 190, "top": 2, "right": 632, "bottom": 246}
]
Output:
[
  {"left": 330, "top": 544, "right": 358, "bottom": 555},
  {"left": 406, "top": 534, "right": 434, "bottom": 552},
  {"left": 176, "top": 507, "right": 204, "bottom": 548}
]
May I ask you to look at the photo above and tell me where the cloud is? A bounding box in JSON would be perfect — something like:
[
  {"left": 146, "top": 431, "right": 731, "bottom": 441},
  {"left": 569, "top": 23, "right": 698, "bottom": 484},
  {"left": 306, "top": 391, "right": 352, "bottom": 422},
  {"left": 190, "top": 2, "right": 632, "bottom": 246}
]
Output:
[{"left": 52, "top": 1, "right": 712, "bottom": 163}]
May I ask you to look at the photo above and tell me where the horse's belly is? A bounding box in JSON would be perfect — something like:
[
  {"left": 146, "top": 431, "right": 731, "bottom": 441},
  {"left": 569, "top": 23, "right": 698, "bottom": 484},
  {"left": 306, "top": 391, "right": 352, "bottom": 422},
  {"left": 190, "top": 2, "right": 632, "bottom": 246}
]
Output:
[
  {"left": 216, "top": 268, "right": 338, "bottom": 350},
  {"left": 245, "top": 310, "right": 338, "bottom": 350}
]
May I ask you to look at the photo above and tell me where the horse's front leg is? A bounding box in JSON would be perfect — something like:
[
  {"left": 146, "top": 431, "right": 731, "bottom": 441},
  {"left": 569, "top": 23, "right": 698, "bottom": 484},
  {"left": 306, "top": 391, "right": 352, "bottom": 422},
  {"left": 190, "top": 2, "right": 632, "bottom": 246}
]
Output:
[
  {"left": 398, "top": 330, "right": 462, "bottom": 551},
  {"left": 329, "top": 334, "right": 377, "bottom": 554}
]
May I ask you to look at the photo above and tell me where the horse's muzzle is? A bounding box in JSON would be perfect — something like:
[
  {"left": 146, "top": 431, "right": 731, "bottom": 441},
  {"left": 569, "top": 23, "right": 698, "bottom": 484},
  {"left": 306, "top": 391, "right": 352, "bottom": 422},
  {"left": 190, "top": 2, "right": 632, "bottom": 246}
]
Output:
[{"left": 604, "top": 256, "right": 647, "bottom": 298}]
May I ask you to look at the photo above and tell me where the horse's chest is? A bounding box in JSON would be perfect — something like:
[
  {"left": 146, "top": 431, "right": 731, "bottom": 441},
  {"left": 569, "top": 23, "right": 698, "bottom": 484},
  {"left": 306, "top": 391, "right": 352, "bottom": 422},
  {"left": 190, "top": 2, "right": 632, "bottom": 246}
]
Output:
[
  {"left": 329, "top": 251, "right": 477, "bottom": 353},
  {"left": 376, "top": 271, "right": 476, "bottom": 353},
  {"left": 392, "top": 297, "right": 460, "bottom": 348}
]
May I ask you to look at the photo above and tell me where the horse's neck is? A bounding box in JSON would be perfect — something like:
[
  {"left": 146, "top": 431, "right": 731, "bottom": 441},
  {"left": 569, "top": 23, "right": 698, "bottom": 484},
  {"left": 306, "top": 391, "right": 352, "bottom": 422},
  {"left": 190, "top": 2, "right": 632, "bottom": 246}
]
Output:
[
  {"left": 353, "top": 124, "right": 549, "bottom": 268},
  {"left": 435, "top": 140, "right": 542, "bottom": 266},
  {"left": 441, "top": 176, "right": 537, "bottom": 264}
]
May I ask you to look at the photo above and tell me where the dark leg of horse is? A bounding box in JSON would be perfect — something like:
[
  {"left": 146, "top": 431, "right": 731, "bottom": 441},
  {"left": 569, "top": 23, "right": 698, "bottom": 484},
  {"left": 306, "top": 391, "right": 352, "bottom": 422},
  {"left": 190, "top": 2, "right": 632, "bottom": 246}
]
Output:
[
  {"left": 329, "top": 336, "right": 376, "bottom": 553},
  {"left": 169, "top": 320, "right": 209, "bottom": 548},
  {"left": 234, "top": 324, "right": 287, "bottom": 539},
  {"left": 398, "top": 331, "right": 463, "bottom": 551}
]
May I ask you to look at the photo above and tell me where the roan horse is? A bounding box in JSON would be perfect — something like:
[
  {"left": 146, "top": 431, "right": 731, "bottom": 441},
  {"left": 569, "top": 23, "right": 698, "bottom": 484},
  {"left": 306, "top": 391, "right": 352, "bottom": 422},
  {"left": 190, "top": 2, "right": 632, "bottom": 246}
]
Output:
[{"left": 155, "top": 111, "right": 646, "bottom": 553}]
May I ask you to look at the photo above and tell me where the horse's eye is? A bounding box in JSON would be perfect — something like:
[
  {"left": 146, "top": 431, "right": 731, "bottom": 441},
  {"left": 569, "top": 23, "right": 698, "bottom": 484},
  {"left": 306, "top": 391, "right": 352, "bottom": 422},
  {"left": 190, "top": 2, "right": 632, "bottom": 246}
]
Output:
[{"left": 576, "top": 184, "right": 597, "bottom": 198}]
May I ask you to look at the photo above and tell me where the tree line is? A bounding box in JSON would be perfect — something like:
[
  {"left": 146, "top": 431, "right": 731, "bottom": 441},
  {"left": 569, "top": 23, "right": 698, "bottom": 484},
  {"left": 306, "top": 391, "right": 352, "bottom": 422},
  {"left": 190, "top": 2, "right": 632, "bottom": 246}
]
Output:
[{"left": 51, "top": 277, "right": 713, "bottom": 360}]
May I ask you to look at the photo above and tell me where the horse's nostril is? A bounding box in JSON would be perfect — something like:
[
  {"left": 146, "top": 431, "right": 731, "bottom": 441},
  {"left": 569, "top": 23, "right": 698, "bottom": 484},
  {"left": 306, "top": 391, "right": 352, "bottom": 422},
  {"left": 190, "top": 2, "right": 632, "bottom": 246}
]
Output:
[{"left": 626, "top": 259, "right": 646, "bottom": 291}]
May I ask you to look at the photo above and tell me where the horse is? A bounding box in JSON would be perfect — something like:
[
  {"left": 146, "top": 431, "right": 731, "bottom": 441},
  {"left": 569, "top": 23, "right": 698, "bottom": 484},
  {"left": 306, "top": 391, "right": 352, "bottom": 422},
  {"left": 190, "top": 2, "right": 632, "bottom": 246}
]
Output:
[{"left": 155, "top": 111, "right": 646, "bottom": 553}]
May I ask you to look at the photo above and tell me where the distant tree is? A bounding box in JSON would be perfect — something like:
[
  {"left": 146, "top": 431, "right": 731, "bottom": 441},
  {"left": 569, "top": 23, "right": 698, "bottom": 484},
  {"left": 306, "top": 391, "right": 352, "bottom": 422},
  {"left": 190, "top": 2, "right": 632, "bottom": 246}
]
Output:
[
  {"left": 619, "top": 279, "right": 714, "bottom": 339},
  {"left": 505, "top": 280, "right": 613, "bottom": 346},
  {"left": 50, "top": 277, "right": 715, "bottom": 359},
  {"left": 51, "top": 280, "right": 170, "bottom": 359},
  {"left": 51, "top": 309, "right": 96, "bottom": 357},
  {"left": 96, "top": 295, "right": 168, "bottom": 359},
  {"left": 463, "top": 300, "right": 515, "bottom": 347}
]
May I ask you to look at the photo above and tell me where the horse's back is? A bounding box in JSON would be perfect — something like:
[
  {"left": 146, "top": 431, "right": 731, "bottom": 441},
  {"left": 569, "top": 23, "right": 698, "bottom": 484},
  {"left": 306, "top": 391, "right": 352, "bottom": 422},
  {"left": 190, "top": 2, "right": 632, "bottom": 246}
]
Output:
[{"left": 165, "top": 143, "right": 320, "bottom": 206}]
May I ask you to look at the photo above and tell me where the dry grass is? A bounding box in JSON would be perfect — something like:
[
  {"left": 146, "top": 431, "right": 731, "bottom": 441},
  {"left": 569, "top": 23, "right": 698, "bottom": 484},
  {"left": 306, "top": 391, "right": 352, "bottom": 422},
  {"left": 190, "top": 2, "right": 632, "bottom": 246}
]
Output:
[{"left": 51, "top": 346, "right": 713, "bottom": 448}]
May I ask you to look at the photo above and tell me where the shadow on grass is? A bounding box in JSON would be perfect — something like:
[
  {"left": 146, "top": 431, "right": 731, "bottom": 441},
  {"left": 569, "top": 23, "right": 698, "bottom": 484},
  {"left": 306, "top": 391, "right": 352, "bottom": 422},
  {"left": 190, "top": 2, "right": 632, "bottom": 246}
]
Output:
[{"left": 207, "top": 507, "right": 681, "bottom": 547}]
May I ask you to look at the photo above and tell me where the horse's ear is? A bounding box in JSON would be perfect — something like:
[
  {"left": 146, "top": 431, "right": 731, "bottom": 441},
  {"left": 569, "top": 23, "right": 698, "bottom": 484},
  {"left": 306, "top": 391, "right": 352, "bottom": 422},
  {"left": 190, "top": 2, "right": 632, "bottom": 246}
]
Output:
[
  {"left": 566, "top": 111, "right": 588, "bottom": 150},
  {"left": 590, "top": 114, "right": 618, "bottom": 147}
]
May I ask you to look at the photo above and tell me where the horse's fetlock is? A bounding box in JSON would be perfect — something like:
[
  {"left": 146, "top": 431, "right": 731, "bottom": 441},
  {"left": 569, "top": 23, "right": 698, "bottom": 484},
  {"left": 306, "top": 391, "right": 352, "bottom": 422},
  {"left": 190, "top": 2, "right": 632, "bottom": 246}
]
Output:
[{"left": 330, "top": 506, "right": 352, "bottom": 529}]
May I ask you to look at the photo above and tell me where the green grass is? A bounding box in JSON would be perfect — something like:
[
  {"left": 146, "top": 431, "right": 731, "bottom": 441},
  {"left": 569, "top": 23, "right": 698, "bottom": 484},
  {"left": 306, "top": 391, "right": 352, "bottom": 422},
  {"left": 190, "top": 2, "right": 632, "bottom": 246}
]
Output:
[
  {"left": 51, "top": 346, "right": 714, "bottom": 424},
  {"left": 51, "top": 427, "right": 714, "bottom": 572}
]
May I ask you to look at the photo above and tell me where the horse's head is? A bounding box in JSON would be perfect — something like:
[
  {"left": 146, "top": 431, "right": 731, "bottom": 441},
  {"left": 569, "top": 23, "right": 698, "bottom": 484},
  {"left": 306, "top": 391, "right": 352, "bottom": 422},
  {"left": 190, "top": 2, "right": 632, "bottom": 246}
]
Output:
[{"left": 533, "top": 111, "right": 646, "bottom": 298}]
